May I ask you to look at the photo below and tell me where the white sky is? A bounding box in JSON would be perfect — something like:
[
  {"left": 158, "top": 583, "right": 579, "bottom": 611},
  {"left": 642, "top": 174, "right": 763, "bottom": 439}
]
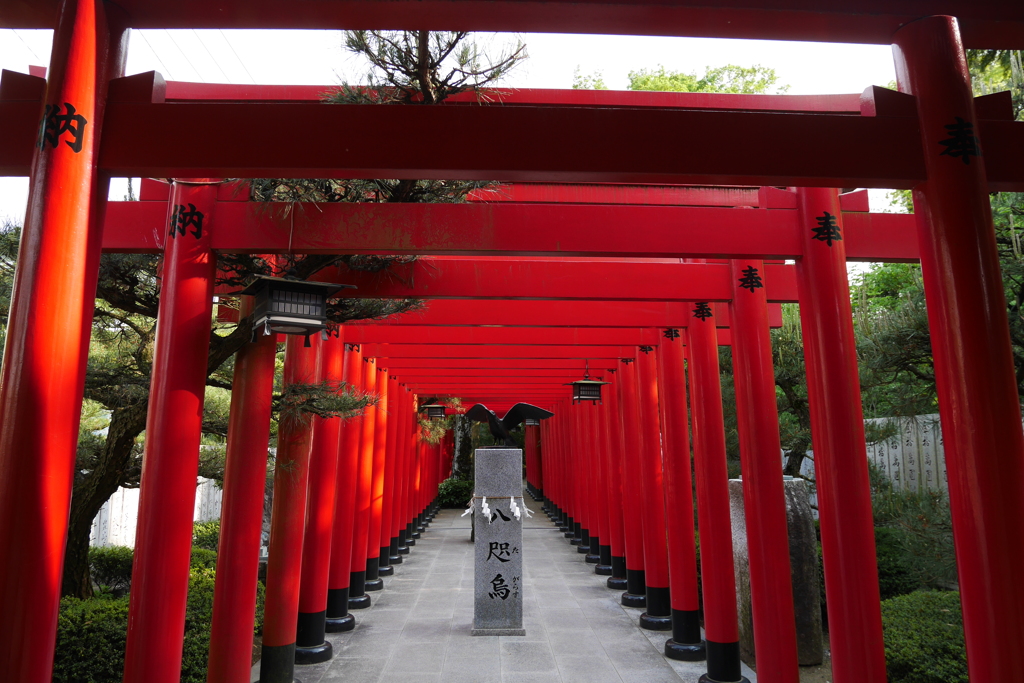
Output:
[{"left": 0, "top": 28, "right": 900, "bottom": 224}]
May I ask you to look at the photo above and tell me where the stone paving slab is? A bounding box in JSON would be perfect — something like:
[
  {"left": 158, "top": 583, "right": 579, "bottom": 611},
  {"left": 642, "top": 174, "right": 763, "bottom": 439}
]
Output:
[{"left": 252, "top": 507, "right": 757, "bottom": 683}]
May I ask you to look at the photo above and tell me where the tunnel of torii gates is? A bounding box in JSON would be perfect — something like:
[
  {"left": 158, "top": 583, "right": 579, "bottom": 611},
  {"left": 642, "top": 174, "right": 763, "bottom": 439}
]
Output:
[{"left": 2, "top": 4, "right": 1024, "bottom": 683}]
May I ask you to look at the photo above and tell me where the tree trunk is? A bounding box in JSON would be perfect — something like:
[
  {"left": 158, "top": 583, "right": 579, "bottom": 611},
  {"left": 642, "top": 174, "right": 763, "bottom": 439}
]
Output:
[
  {"left": 62, "top": 402, "right": 149, "bottom": 598},
  {"left": 783, "top": 451, "right": 806, "bottom": 477},
  {"left": 454, "top": 415, "right": 474, "bottom": 478}
]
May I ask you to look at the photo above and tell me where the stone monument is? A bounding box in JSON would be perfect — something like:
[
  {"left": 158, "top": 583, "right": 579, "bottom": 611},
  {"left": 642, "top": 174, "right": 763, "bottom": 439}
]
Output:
[
  {"left": 471, "top": 448, "right": 527, "bottom": 636},
  {"left": 729, "top": 477, "right": 823, "bottom": 667}
]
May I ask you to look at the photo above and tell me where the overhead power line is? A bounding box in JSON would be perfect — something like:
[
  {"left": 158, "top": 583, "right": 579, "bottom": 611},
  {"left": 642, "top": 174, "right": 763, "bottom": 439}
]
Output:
[
  {"left": 164, "top": 29, "right": 205, "bottom": 82},
  {"left": 11, "top": 29, "right": 45, "bottom": 65},
  {"left": 192, "top": 29, "right": 232, "bottom": 83},
  {"left": 136, "top": 30, "right": 176, "bottom": 80},
  {"left": 218, "top": 29, "right": 258, "bottom": 85}
]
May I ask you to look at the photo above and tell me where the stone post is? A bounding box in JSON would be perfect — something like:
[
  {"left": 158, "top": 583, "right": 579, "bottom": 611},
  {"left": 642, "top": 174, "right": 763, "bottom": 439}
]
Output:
[
  {"left": 472, "top": 448, "right": 526, "bottom": 636},
  {"left": 729, "top": 478, "right": 823, "bottom": 668}
]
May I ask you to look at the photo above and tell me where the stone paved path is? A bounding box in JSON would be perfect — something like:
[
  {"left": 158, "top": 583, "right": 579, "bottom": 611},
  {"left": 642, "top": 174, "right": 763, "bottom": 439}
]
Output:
[{"left": 253, "top": 507, "right": 757, "bottom": 683}]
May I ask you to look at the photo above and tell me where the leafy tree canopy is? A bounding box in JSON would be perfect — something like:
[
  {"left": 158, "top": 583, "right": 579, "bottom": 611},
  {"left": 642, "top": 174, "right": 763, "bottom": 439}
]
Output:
[{"left": 628, "top": 64, "right": 789, "bottom": 94}]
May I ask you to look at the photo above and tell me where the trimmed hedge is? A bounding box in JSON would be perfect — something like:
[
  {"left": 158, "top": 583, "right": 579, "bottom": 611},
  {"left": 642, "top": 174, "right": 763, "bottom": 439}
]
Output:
[
  {"left": 192, "top": 519, "right": 221, "bottom": 551},
  {"left": 55, "top": 565, "right": 265, "bottom": 683},
  {"left": 190, "top": 547, "right": 219, "bottom": 569},
  {"left": 438, "top": 476, "right": 475, "bottom": 508},
  {"left": 882, "top": 591, "right": 967, "bottom": 683},
  {"left": 89, "top": 545, "right": 134, "bottom": 594},
  {"left": 54, "top": 595, "right": 130, "bottom": 682}
]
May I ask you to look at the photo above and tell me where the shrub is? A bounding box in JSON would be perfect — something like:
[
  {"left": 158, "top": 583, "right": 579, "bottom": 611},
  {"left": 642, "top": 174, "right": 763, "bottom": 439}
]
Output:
[
  {"left": 190, "top": 547, "right": 219, "bottom": 569},
  {"left": 182, "top": 566, "right": 266, "bottom": 682},
  {"left": 55, "top": 564, "right": 264, "bottom": 683},
  {"left": 192, "top": 519, "right": 221, "bottom": 551},
  {"left": 438, "top": 476, "right": 475, "bottom": 508},
  {"left": 54, "top": 595, "right": 130, "bottom": 682},
  {"left": 89, "top": 545, "right": 134, "bottom": 594},
  {"left": 875, "top": 526, "right": 919, "bottom": 600},
  {"left": 882, "top": 591, "right": 967, "bottom": 683}
]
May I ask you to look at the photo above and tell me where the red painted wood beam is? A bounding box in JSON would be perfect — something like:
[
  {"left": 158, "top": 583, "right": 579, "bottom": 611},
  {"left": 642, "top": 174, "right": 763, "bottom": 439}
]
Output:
[
  {"left": 2, "top": 99, "right": 1021, "bottom": 189},
  {"left": 155, "top": 82, "right": 862, "bottom": 114},
  {"left": 472, "top": 183, "right": 762, "bottom": 206},
  {"left": 361, "top": 344, "right": 636, "bottom": 359},
  {"left": 318, "top": 259, "right": 799, "bottom": 303},
  {"left": 98, "top": 199, "right": 919, "bottom": 261},
  {"left": 379, "top": 358, "right": 620, "bottom": 370},
  {"left": 383, "top": 368, "right": 597, "bottom": 378},
  {"left": 356, "top": 300, "right": 773, "bottom": 328},
  {"left": 402, "top": 376, "right": 577, "bottom": 385},
  {"left": 75, "top": 105, "right": 1024, "bottom": 189},
  {"left": 343, "top": 326, "right": 663, "bottom": 346},
  {"left": 6, "top": 1, "right": 1021, "bottom": 48}
]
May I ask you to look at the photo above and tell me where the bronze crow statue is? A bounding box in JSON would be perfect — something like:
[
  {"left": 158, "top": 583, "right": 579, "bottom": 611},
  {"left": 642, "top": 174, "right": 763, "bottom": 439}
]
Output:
[{"left": 465, "top": 403, "right": 554, "bottom": 447}]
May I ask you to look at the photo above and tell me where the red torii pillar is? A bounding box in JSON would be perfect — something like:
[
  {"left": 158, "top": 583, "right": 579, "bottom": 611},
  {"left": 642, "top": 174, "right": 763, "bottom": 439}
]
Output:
[
  {"left": 568, "top": 403, "right": 585, "bottom": 547},
  {"left": 658, "top": 331, "right": 705, "bottom": 660},
  {"left": 542, "top": 409, "right": 560, "bottom": 519},
  {"left": 730, "top": 259, "right": 800, "bottom": 683},
  {"left": 601, "top": 374, "right": 629, "bottom": 590},
  {"left": 0, "top": 4, "right": 126, "bottom": 677},
  {"left": 688, "top": 303, "right": 747, "bottom": 683},
  {"left": 364, "top": 363, "right": 388, "bottom": 591},
  {"left": 124, "top": 180, "right": 219, "bottom": 683},
  {"left": 636, "top": 345, "right": 673, "bottom": 629},
  {"left": 795, "top": 187, "right": 886, "bottom": 682},
  {"left": 575, "top": 402, "right": 596, "bottom": 557},
  {"left": 325, "top": 343, "right": 362, "bottom": 630},
  {"left": 295, "top": 333, "right": 347, "bottom": 664},
  {"left": 617, "top": 358, "right": 648, "bottom": 607},
  {"left": 585, "top": 400, "right": 605, "bottom": 564},
  {"left": 207, "top": 297, "right": 277, "bottom": 683},
  {"left": 348, "top": 356, "right": 378, "bottom": 606},
  {"left": 377, "top": 374, "right": 401, "bottom": 577},
  {"left": 561, "top": 406, "right": 575, "bottom": 536},
  {"left": 894, "top": 17, "right": 1024, "bottom": 680},
  {"left": 396, "top": 391, "right": 416, "bottom": 552},
  {"left": 407, "top": 404, "right": 423, "bottom": 545},
  {"left": 590, "top": 401, "right": 610, "bottom": 570},
  {"left": 258, "top": 335, "right": 319, "bottom": 683},
  {"left": 391, "top": 386, "right": 413, "bottom": 559},
  {"left": 525, "top": 422, "right": 539, "bottom": 499}
]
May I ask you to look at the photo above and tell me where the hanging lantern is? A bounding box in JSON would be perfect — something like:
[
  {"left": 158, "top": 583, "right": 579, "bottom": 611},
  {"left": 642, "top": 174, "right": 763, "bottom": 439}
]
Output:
[
  {"left": 421, "top": 404, "right": 447, "bottom": 419},
  {"left": 566, "top": 360, "right": 609, "bottom": 404},
  {"left": 240, "top": 275, "right": 355, "bottom": 345}
]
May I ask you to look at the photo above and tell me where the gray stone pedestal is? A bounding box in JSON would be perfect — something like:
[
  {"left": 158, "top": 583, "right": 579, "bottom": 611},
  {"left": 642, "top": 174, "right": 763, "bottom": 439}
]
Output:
[
  {"left": 472, "top": 448, "right": 526, "bottom": 636},
  {"left": 729, "top": 477, "right": 823, "bottom": 667}
]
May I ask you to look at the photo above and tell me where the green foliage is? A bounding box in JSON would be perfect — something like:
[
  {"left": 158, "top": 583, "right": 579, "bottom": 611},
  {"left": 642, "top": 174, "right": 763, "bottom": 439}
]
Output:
[
  {"left": 54, "top": 595, "right": 130, "bottom": 682},
  {"left": 628, "top": 64, "right": 788, "bottom": 94},
  {"left": 437, "top": 476, "right": 475, "bottom": 508},
  {"left": 967, "top": 49, "right": 1023, "bottom": 120},
  {"left": 88, "top": 546, "right": 134, "bottom": 595},
  {"left": 853, "top": 265, "right": 939, "bottom": 418},
  {"left": 181, "top": 566, "right": 267, "bottom": 683},
  {"left": 871, "top": 465, "right": 958, "bottom": 590},
  {"left": 279, "top": 379, "right": 377, "bottom": 426},
  {"left": 572, "top": 67, "right": 607, "bottom": 90},
  {"left": 882, "top": 591, "right": 967, "bottom": 683},
  {"left": 338, "top": 30, "right": 526, "bottom": 105},
  {"left": 190, "top": 547, "right": 219, "bottom": 569},
  {"left": 892, "top": 494, "right": 957, "bottom": 589},
  {"left": 55, "top": 564, "right": 264, "bottom": 683},
  {"left": 875, "top": 527, "right": 920, "bottom": 600},
  {"left": 192, "top": 519, "right": 221, "bottom": 551}
]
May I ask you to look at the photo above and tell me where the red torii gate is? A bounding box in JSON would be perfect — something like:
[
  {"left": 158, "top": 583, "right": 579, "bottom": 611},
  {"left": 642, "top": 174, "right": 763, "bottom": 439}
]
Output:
[{"left": 0, "top": 4, "right": 1023, "bottom": 683}]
